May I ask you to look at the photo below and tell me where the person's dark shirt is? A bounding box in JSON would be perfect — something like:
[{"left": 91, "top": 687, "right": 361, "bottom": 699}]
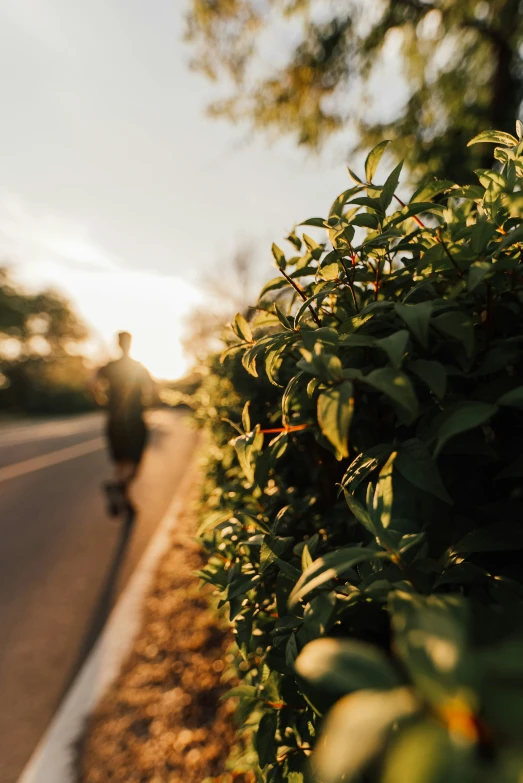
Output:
[{"left": 97, "top": 357, "right": 152, "bottom": 420}]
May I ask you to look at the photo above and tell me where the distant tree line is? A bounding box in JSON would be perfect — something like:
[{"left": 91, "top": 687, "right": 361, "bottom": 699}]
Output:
[{"left": 0, "top": 267, "right": 94, "bottom": 415}]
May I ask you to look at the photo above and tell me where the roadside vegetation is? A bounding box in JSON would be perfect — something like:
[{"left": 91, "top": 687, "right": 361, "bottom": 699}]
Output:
[{"left": 192, "top": 127, "right": 523, "bottom": 782}]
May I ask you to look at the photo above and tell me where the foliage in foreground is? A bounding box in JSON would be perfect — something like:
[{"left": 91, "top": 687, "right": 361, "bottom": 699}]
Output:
[{"left": 193, "top": 127, "right": 523, "bottom": 782}]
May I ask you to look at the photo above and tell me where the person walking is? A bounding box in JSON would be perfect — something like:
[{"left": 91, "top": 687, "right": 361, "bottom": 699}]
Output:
[{"left": 92, "top": 331, "right": 156, "bottom": 520}]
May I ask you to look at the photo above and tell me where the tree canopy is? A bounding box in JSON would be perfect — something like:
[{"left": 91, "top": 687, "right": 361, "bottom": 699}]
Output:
[
  {"left": 0, "top": 267, "right": 92, "bottom": 413},
  {"left": 186, "top": 0, "right": 523, "bottom": 181}
]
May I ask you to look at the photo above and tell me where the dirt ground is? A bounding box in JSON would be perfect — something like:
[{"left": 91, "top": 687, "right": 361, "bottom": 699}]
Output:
[{"left": 76, "top": 488, "right": 252, "bottom": 783}]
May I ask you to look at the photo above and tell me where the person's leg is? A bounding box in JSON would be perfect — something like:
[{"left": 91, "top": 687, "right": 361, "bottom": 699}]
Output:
[
  {"left": 104, "top": 418, "right": 146, "bottom": 519},
  {"left": 114, "top": 459, "right": 139, "bottom": 522},
  {"left": 103, "top": 473, "right": 123, "bottom": 517},
  {"left": 114, "top": 460, "right": 136, "bottom": 489}
]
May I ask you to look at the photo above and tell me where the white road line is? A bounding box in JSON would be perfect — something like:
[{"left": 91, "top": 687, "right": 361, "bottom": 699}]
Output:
[
  {"left": 0, "top": 415, "right": 103, "bottom": 446},
  {"left": 17, "top": 454, "right": 198, "bottom": 783},
  {"left": 0, "top": 438, "right": 105, "bottom": 485}
]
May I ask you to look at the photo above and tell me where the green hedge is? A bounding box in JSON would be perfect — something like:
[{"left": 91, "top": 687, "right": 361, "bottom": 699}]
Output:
[{"left": 193, "top": 127, "right": 523, "bottom": 783}]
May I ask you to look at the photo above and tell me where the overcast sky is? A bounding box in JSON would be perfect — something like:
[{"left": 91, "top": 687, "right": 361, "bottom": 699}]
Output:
[{"left": 0, "top": 0, "right": 386, "bottom": 376}]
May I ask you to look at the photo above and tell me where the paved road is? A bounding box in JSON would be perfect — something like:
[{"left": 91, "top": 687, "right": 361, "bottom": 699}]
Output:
[{"left": 0, "top": 409, "right": 198, "bottom": 783}]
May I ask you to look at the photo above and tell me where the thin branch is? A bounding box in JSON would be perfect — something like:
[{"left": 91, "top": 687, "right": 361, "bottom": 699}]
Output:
[
  {"left": 439, "top": 235, "right": 464, "bottom": 278},
  {"left": 393, "top": 194, "right": 426, "bottom": 229},
  {"left": 339, "top": 257, "right": 360, "bottom": 313},
  {"left": 279, "top": 268, "right": 322, "bottom": 327},
  {"left": 261, "top": 424, "right": 310, "bottom": 434},
  {"left": 374, "top": 261, "right": 381, "bottom": 301}
]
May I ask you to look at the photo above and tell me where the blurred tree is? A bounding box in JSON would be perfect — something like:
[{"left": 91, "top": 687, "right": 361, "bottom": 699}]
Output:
[
  {"left": 182, "top": 246, "right": 261, "bottom": 361},
  {"left": 0, "top": 267, "right": 92, "bottom": 414},
  {"left": 186, "top": 0, "right": 523, "bottom": 181}
]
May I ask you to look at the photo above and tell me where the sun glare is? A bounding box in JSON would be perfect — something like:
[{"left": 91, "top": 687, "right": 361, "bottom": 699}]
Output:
[{"left": 54, "top": 266, "right": 203, "bottom": 380}]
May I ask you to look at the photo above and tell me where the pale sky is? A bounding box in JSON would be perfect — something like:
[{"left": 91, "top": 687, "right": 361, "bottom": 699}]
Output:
[{"left": 0, "top": 0, "right": 400, "bottom": 378}]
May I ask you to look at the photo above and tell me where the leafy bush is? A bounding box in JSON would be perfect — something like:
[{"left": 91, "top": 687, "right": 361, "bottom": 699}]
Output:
[{"left": 193, "top": 126, "right": 523, "bottom": 783}]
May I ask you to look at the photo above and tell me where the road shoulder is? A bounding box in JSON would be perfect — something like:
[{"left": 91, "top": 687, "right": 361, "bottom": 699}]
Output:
[{"left": 17, "top": 451, "right": 199, "bottom": 783}]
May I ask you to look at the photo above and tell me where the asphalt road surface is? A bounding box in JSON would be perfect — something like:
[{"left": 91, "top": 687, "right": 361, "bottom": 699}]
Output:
[{"left": 0, "top": 408, "right": 198, "bottom": 783}]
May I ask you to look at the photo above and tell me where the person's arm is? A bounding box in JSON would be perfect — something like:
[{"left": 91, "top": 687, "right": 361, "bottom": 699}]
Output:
[
  {"left": 89, "top": 366, "right": 108, "bottom": 407},
  {"left": 142, "top": 368, "right": 160, "bottom": 408}
]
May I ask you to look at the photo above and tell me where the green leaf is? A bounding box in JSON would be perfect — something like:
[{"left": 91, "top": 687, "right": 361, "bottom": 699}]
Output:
[
  {"left": 197, "top": 510, "right": 233, "bottom": 536},
  {"left": 260, "top": 535, "right": 294, "bottom": 573},
  {"left": 274, "top": 304, "right": 292, "bottom": 329},
  {"left": 272, "top": 243, "right": 286, "bottom": 269},
  {"left": 347, "top": 167, "right": 363, "bottom": 185},
  {"left": 469, "top": 221, "right": 496, "bottom": 254},
  {"left": 320, "top": 261, "right": 341, "bottom": 280},
  {"left": 350, "top": 195, "right": 383, "bottom": 211},
  {"left": 396, "top": 439, "right": 452, "bottom": 504},
  {"left": 389, "top": 202, "right": 444, "bottom": 226},
  {"left": 452, "top": 520, "right": 523, "bottom": 554},
  {"left": 341, "top": 486, "right": 375, "bottom": 535},
  {"left": 295, "top": 637, "right": 400, "bottom": 695},
  {"left": 303, "top": 233, "right": 319, "bottom": 251},
  {"left": 369, "top": 452, "right": 397, "bottom": 542},
  {"left": 282, "top": 372, "right": 304, "bottom": 426},
  {"left": 301, "top": 543, "right": 313, "bottom": 572},
  {"left": 498, "top": 386, "right": 523, "bottom": 408},
  {"left": 265, "top": 342, "right": 290, "bottom": 386},
  {"left": 339, "top": 334, "right": 376, "bottom": 348},
  {"left": 311, "top": 688, "right": 418, "bottom": 783},
  {"left": 300, "top": 217, "right": 327, "bottom": 227},
  {"left": 233, "top": 426, "right": 264, "bottom": 483},
  {"left": 498, "top": 222, "right": 523, "bottom": 250},
  {"left": 433, "top": 311, "right": 474, "bottom": 358},
  {"left": 303, "top": 592, "right": 336, "bottom": 639},
  {"left": 227, "top": 574, "right": 260, "bottom": 600},
  {"left": 285, "top": 633, "right": 299, "bottom": 668},
  {"left": 410, "top": 179, "right": 453, "bottom": 204},
  {"left": 288, "top": 547, "right": 385, "bottom": 609},
  {"left": 274, "top": 557, "right": 302, "bottom": 581},
  {"left": 468, "top": 130, "right": 519, "bottom": 147},
  {"left": 409, "top": 360, "right": 447, "bottom": 400},
  {"left": 301, "top": 326, "right": 339, "bottom": 352},
  {"left": 468, "top": 260, "right": 492, "bottom": 291},
  {"left": 365, "top": 140, "right": 391, "bottom": 183},
  {"left": 224, "top": 685, "right": 257, "bottom": 700},
  {"left": 234, "top": 312, "right": 252, "bottom": 342},
  {"left": 341, "top": 444, "right": 393, "bottom": 490},
  {"left": 287, "top": 232, "right": 302, "bottom": 250},
  {"left": 330, "top": 186, "right": 362, "bottom": 217},
  {"left": 255, "top": 712, "right": 278, "bottom": 768},
  {"left": 380, "top": 161, "right": 404, "bottom": 210},
  {"left": 317, "top": 381, "right": 354, "bottom": 459},
  {"left": 259, "top": 275, "right": 289, "bottom": 299},
  {"left": 395, "top": 301, "right": 433, "bottom": 348},
  {"left": 236, "top": 511, "right": 272, "bottom": 535},
  {"left": 383, "top": 721, "right": 467, "bottom": 783},
  {"left": 351, "top": 212, "right": 380, "bottom": 229},
  {"left": 390, "top": 592, "right": 471, "bottom": 706},
  {"left": 362, "top": 367, "right": 419, "bottom": 425},
  {"left": 434, "top": 401, "right": 497, "bottom": 456},
  {"left": 241, "top": 400, "right": 251, "bottom": 431},
  {"left": 376, "top": 330, "right": 409, "bottom": 369}
]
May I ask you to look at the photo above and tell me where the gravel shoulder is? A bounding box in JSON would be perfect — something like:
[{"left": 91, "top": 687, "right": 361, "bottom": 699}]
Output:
[{"left": 76, "top": 484, "right": 252, "bottom": 783}]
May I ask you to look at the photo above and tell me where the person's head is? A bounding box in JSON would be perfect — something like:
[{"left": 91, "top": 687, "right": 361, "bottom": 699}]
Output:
[{"left": 118, "top": 331, "right": 132, "bottom": 356}]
